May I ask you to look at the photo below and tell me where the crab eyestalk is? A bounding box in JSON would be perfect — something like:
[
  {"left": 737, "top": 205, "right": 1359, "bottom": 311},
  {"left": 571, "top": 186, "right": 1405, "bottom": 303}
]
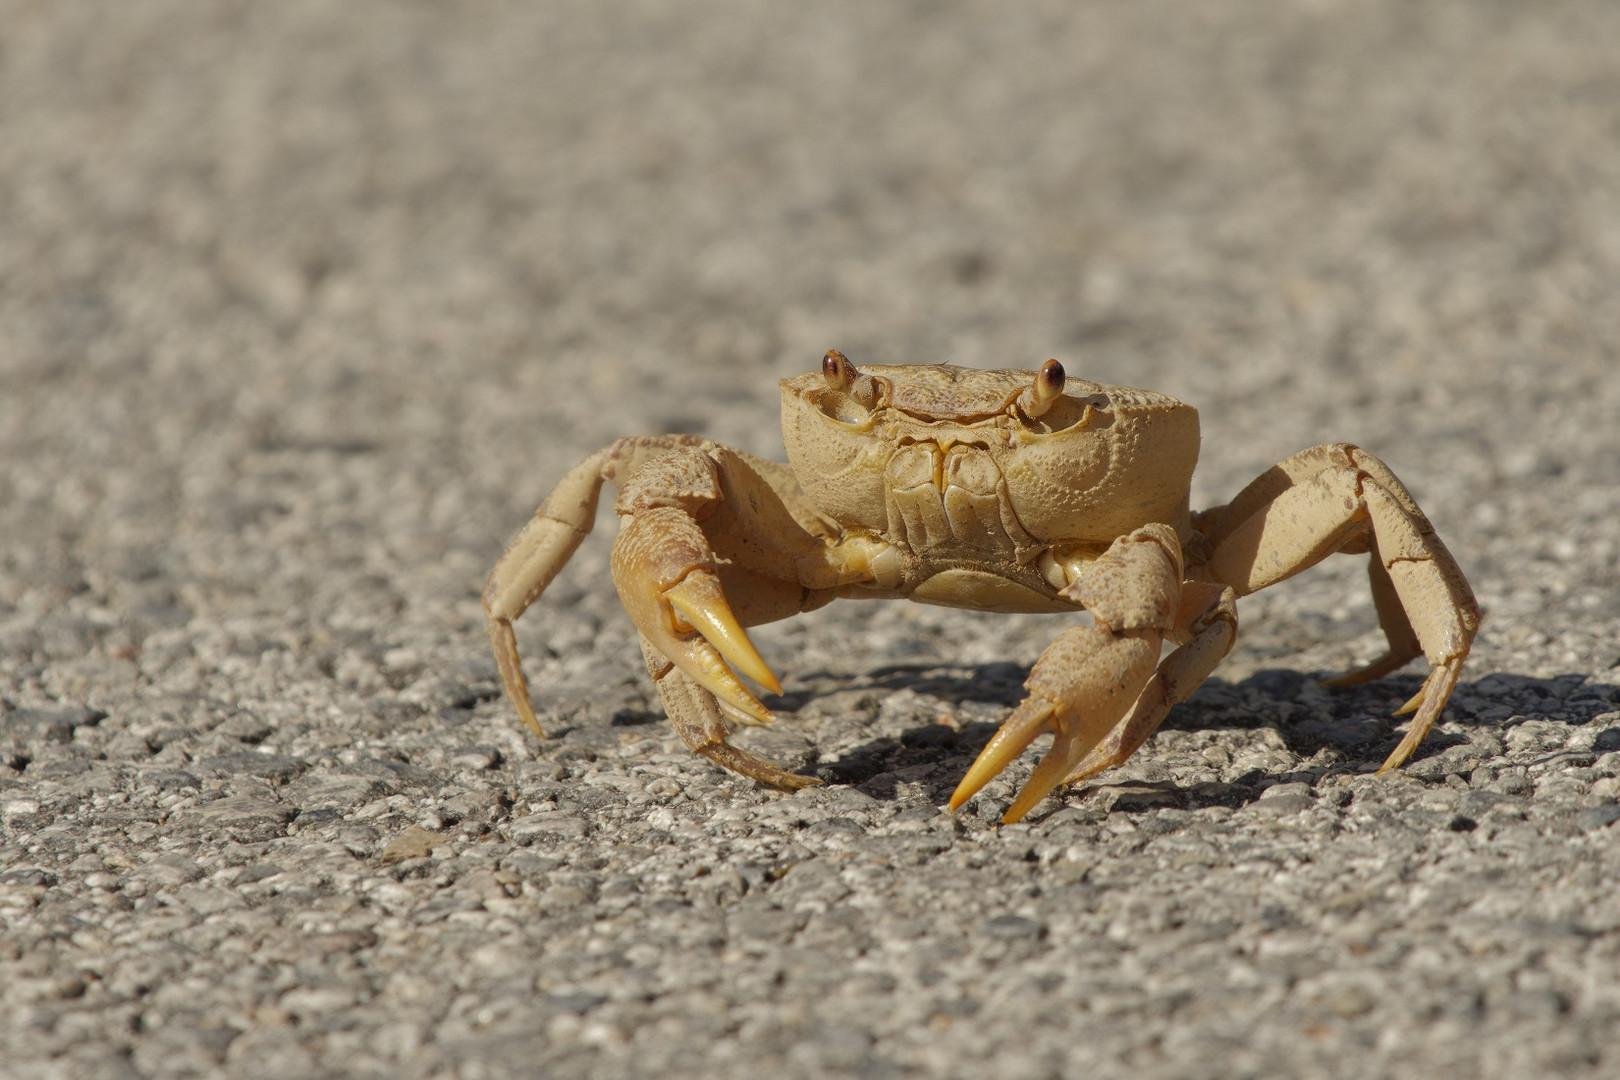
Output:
[
  {"left": 821, "top": 349, "right": 882, "bottom": 409},
  {"left": 1016, "top": 359, "right": 1067, "bottom": 419},
  {"left": 822, "top": 349, "right": 857, "bottom": 391}
]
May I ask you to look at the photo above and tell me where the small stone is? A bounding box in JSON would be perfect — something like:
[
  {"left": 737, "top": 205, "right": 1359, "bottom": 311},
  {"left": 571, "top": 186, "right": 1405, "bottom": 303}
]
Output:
[
  {"left": 1329, "top": 985, "right": 1376, "bottom": 1018},
  {"left": 134, "top": 854, "right": 206, "bottom": 887},
  {"left": 184, "top": 797, "right": 296, "bottom": 832},
  {"left": 379, "top": 826, "right": 450, "bottom": 865},
  {"left": 643, "top": 776, "right": 683, "bottom": 798},
  {"left": 540, "top": 992, "right": 606, "bottom": 1016},
  {"left": 194, "top": 752, "right": 309, "bottom": 782},
  {"left": 215, "top": 714, "right": 274, "bottom": 743},
  {"left": 0, "top": 866, "right": 58, "bottom": 888},
  {"left": 3, "top": 707, "right": 105, "bottom": 744},
  {"left": 507, "top": 812, "right": 589, "bottom": 844},
  {"left": 1092, "top": 783, "right": 1178, "bottom": 812},
  {"left": 1574, "top": 805, "right": 1620, "bottom": 831},
  {"left": 292, "top": 808, "right": 344, "bottom": 828},
  {"left": 1458, "top": 790, "right": 1523, "bottom": 818},
  {"left": 354, "top": 757, "right": 441, "bottom": 789},
  {"left": 982, "top": 915, "right": 1047, "bottom": 941},
  {"left": 3, "top": 797, "right": 41, "bottom": 820},
  {"left": 302, "top": 773, "right": 393, "bottom": 805},
  {"left": 1251, "top": 792, "right": 1314, "bottom": 815},
  {"left": 449, "top": 745, "right": 502, "bottom": 770}
]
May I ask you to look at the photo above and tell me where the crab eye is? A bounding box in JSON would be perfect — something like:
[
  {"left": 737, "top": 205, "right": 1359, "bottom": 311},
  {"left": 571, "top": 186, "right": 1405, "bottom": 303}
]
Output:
[
  {"left": 1038, "top": 359, "right": 1065, "bottom": 396},
  {"left": 815, "top": 349, "right": 884, "bottom": 422},
  {"left": 1018, "top": 359, "right": 1067, "bottom": 419},
  {"left": 822, "top": 349, "right": 856, "bottom": 392}
]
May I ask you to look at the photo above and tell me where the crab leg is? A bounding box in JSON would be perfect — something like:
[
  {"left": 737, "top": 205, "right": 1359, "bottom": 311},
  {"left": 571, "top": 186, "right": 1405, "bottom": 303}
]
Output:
[
  {"left": 483, "top": 445, "right": 617, "bottom": 736},
  {"left": 640, "top": 636, "right": 821, "bottom": 790},
  {"left": 482, "top": 434, "right": 773, "bottom": 735},
  {"left": 1197, "top": 443, "right": 1479, "bottom": 771}
]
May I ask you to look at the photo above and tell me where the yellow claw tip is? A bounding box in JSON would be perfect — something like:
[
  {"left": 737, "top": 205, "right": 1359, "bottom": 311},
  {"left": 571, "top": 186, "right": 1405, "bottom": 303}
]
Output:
[
  {"left": 716, "top": 694, "right": 775, "bottom": 728},
  {"left": 950, "top": 747, "right": 1013, "bottom": 813},
  {"left": 1003, "top": 765, "right": 1065, "bottom": 824},
  {"left": 949, "top": 701, "right": 1056, "bottom": 816},
  {"left": 1001, "top": 792, "right": 1043, "bottom": 825},
  {"left": 665, "top": 574, "right": 783, "bottom": 695},
  {"left": 698, "top": 666, "right": 773, "bottom": 725},
  {"left": 1393, "top": 690, "right": 1426, "bottom": 716}
]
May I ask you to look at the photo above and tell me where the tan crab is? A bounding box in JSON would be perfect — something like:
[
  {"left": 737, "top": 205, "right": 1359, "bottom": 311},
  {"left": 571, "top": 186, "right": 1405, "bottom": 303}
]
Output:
[{"left": 483, "top": 352, "right": 1479, "bottom": 823}]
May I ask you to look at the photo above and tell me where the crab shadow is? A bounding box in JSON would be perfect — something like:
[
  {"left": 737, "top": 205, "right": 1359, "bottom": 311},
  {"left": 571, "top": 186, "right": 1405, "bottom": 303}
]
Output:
[{"left": 801, "top": 662, "right": 1620, "bottom": 812}]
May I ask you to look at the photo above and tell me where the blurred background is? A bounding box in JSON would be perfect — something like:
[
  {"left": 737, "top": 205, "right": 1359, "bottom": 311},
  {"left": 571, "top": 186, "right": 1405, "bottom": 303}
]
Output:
[{"left": 2, "top": 2, "right": 1619, "bottom": 1077}]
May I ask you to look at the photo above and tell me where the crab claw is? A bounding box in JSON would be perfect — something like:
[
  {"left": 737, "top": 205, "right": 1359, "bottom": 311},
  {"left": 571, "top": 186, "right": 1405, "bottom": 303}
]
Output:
[
  {"left": 950, "top": 625, "right": 1161, "bottom": 824},
  {"left": 949, "top": 694, "right": 1121, "bottom": 824},
  {"left": 948, "top": 698, "right": 1056, "bottom": 812},
  {"left": 639, "top": 570, "right": 776, "bottom": 727},
  {"left": 664, "top": 572, "right": 783, "bottom": 696}
]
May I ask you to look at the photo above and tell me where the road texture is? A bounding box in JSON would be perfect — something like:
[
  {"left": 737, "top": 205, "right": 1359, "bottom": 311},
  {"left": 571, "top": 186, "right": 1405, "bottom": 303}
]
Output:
[{"left": 3, "top": 2, "right": 1619, "bottom": 1078}]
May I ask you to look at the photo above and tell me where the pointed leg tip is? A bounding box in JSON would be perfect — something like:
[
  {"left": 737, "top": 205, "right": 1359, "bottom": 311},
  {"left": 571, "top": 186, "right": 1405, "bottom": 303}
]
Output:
[{"left": 516, "top": 706, "right": 547, "bottom": 739}]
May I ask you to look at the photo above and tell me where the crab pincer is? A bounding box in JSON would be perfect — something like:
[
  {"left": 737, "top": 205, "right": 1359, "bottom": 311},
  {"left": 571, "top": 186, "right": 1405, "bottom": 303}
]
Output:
[{"left": 610, "top": 509, "right": 783, "bottom": 727}]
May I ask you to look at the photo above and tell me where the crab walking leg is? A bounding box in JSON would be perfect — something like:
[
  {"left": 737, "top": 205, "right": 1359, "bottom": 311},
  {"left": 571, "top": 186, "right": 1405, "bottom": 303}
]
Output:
[
  {"left": 483, "top": 447, "right": 612, "bottom": 736},
  {"left": 1059, "top": 582, "right": 1238, "bottom": 788},
  {"left": 1200, "top": 444, "right": 1479, "bottom": 772},
  {"left": 482, "top": 436, "right": 713, "bottom": 735},
  {"left": 640, "top": 636, "right": 822, "bottom": 790},
  {"left": 951, "top": 524, "right": 1186, "bottom": 823},
  {"left": 1320, "top": 551, "right": 1422, "bottom": 686}
]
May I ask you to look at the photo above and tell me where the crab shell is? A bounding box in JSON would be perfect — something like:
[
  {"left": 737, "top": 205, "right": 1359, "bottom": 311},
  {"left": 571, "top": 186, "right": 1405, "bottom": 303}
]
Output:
[{"left": 778, "top": 364, "right": 1201, "bottom": 547}]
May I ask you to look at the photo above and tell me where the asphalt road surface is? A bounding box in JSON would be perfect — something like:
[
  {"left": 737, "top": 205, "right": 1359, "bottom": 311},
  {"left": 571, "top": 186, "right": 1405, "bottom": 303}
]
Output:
[{"left": 3, "top": 3, "right": 1619, "bottom": 1078}]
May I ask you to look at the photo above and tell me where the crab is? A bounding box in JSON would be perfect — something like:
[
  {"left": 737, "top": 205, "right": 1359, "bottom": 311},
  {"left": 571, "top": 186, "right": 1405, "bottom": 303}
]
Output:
[{"left": 483, "top": 352, "right": 1479, "bottom": 823}]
